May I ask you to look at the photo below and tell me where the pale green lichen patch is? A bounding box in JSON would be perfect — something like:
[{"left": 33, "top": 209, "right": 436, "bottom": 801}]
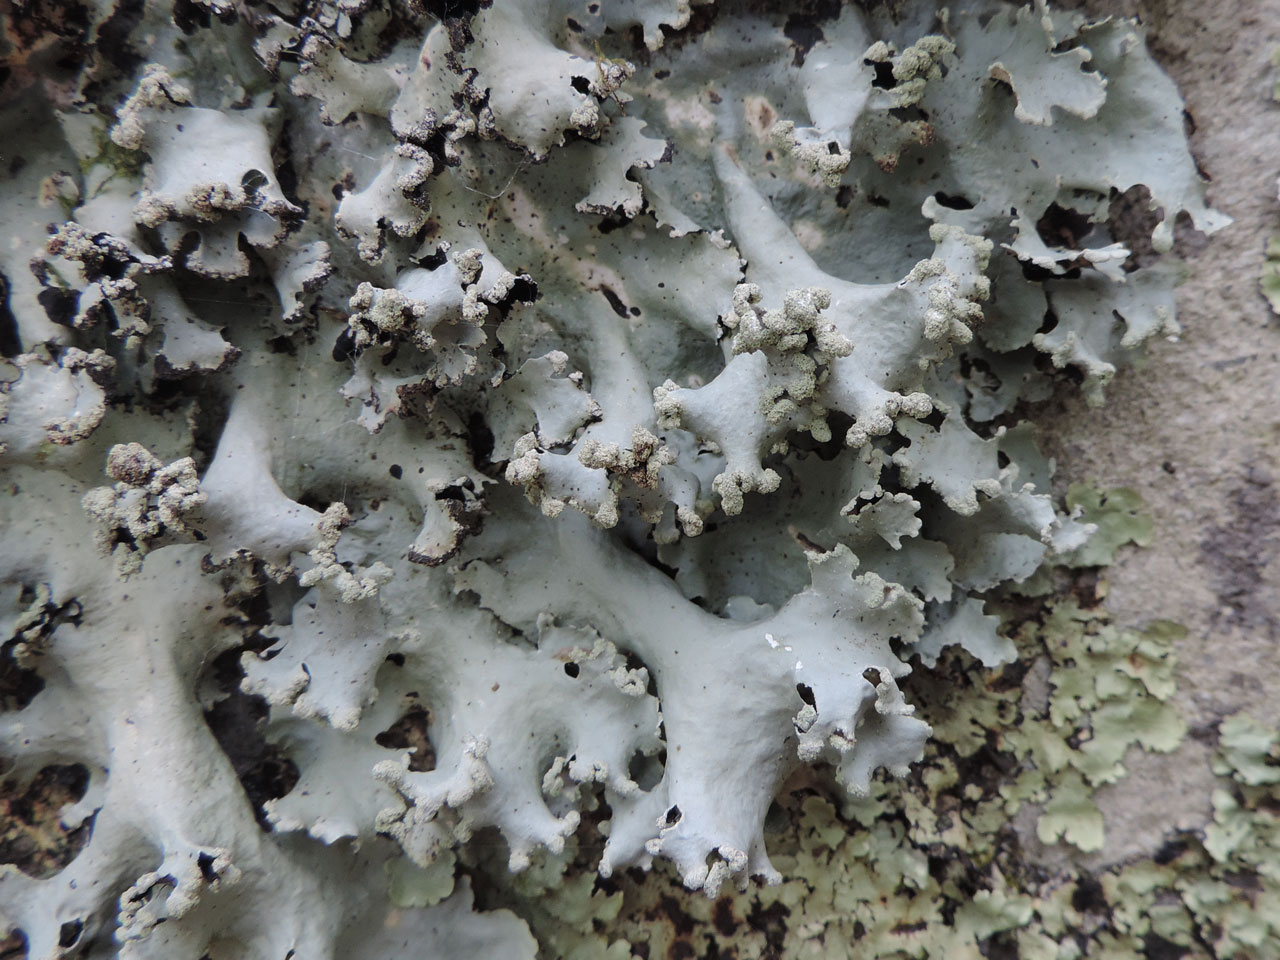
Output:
[
  {"left": 1064, "top": 483, "right": 1155, "bottom": 567},
  {"left": 456, "top": 488, "right": 1231, "bottom": 958},
  {"left": 447, "top": 485, "right": 1237, "bottom": 956},
  {"left": 461, "top": 597, "right": 1280, "bottom": 960}
]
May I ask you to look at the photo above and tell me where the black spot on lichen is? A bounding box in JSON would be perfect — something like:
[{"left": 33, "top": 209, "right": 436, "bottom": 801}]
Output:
[{"left": 599, "top": 285, "right": 632, "bottom": 319}]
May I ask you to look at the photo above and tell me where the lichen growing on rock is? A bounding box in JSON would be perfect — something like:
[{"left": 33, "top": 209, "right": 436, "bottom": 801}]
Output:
[{"left": 0, "top": 0, "right": 1228, "bottom": 956}]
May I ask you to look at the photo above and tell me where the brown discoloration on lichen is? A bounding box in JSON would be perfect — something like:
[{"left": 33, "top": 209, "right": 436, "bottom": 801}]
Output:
[
  {"left": 0, "top": 930, "right": 26, "bottom": 959},
  {"left": 0, "top": 764, "right": 92, "bottom": 880}
]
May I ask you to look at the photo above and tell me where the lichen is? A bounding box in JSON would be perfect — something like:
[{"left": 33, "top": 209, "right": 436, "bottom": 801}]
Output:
[
  {"left": 0, "top": 0, "right": 1227, "bottom": 956},
  {"left": 471, "top": 576, "right": 1276, "bottom": 960}
]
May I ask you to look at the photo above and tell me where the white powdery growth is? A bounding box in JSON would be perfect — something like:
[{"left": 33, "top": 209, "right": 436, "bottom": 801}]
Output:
[{"left": 0, "top": 0, "right": 1222, "bottom": 955}]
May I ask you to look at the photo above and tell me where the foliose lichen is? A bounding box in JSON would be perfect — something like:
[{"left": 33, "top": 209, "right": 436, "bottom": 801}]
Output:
[
  {"left": 0, "top": 0, "right": 1228, "bottom": 956},
  {"left": 473, "top": 629, "right": 1279, "bottom": 960}
]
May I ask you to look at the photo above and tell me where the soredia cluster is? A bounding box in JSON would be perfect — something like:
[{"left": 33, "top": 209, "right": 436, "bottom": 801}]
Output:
[{"left": 0, "top": 0, "right": 1223, "bottom": 956}]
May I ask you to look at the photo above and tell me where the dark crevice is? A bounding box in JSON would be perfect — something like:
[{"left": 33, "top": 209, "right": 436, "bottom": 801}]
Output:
[
  {"left": 57, "top": 921, "right": 82, "bottom": 948},
  {"left": 595, "top": 211, "right": 632, "bottom": 234},
  {"left": 36, "top": 286, "right": 78, "bottom": 329},
  {"left": 1035, "top": 202, "right": 1094, "bottom": 250},
  {"left": 782, "top": 0, "right": 842, "bottom": 66},
  {"left": 203, "top": 645, "right": 300, "bottom": 829},
  {"left": 416, "top": 0, "right": 485, "bottom": 21},
  {"left": 868, "top": 59, "right": 896, "bottom": 89},
  {"left": 414, "top": 245, "right": 450, "bottom": 270},
  {"left": 934, "top": 190, "right": 975, "bottom": 211},
  {"left": 331, "top": 327, "right": 358, "bottom": 363},
  {"left": 196, "top": 852, "right": 219, "bottom": 883},
  {"left": 375, "top": 704, "right": 437, "bottom": 772},
  {"left": 0, "top": 764, "right": 93, "bottom": 879},
  {"left": 92, "top": 0, "right": 145, "bottom": 72},
  {"left": 466, "top": 410, "right": 495, "bottom": 465}
]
